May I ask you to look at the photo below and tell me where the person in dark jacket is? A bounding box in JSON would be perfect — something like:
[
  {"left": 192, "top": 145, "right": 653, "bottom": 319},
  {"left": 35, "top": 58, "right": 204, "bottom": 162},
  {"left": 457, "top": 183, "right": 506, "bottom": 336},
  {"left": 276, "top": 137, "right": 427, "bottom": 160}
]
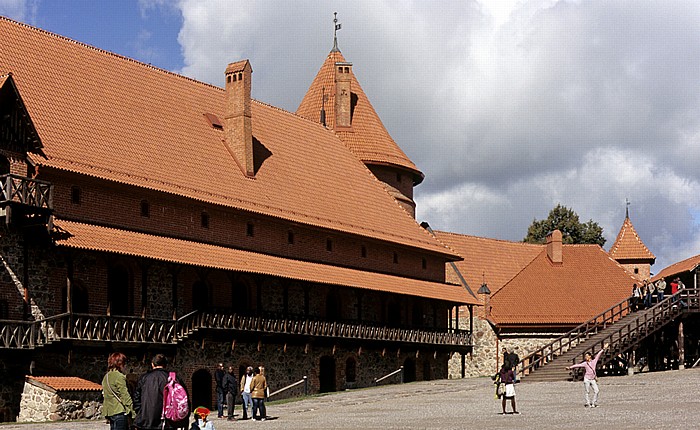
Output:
[
  {"left": 222, "top": 365, "right": 237, "bottom": 421},
  {"left": 134, "top": 354, "right": 190, "bottom": 430},
  {"left": 214, "top": 363, "right": 225, "bottom": 419}
]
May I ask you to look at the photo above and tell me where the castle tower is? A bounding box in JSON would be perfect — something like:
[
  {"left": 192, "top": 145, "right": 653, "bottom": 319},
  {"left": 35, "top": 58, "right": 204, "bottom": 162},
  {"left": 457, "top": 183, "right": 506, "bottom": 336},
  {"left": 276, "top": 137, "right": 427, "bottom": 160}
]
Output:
[
  {"left": 296, "top": 15, "right": 424, "bottom": 218},
  {"left": 608, "top": 206, "right": 655, "bottom": 280}
]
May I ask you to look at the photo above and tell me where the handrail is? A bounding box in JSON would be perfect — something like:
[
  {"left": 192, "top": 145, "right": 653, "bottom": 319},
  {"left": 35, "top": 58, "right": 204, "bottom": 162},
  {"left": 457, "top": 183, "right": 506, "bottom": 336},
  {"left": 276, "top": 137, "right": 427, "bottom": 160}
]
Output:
[
  {"left": 0, "top": 173, "right": 53, "bottom": 210},
  {"left": 268, "top": 376, "right": 308, "bottom": 398},
  {"left": 569, "top": 289, "right": 700, "bottom": 368},
  {"left": 374, "top": 366, "right": 404, "bottom": 385},
  {"left": 518, "top": 293, "right": 634, "bottom": 376}
]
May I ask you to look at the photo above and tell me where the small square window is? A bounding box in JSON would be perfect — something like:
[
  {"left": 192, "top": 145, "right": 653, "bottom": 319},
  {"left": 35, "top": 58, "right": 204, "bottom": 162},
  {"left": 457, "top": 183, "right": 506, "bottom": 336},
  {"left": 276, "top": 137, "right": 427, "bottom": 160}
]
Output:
[
  {"left": 140, "top": 200, "right": 150, "bottom": 217},
  {"left": 201, "top": 212, "right": 210, "bottom": 229},
  {"left": 246, "top": 223, "right": 255, "bottom": 237},
  {"left": 326, "top": 238, "right": 334, "bottom": 252},
  {"left": 288, "top": 231, "right": 295, "bottom": 245},
  {"left": 71, "top": 186, "right": 81, "bottom": 205}
]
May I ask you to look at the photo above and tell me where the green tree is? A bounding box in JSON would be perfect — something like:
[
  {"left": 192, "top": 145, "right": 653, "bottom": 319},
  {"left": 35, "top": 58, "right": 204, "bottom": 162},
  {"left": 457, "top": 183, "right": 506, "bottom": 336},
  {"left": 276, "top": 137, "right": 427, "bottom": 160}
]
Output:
[{"left": 523, "top": 204, "right": 606, "bottom": 246}]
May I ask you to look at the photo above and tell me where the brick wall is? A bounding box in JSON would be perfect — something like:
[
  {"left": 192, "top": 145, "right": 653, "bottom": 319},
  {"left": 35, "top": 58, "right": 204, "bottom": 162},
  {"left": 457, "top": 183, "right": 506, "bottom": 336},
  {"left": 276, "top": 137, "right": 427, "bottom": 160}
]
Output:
[{"left": 45, "top": 169, "right": 445, "bottom": 283}]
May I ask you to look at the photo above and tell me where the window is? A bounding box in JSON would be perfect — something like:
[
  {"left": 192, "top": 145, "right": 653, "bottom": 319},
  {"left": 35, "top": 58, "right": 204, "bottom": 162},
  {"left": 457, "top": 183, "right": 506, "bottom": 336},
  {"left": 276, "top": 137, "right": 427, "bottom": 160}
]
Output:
[
  {"left": 326, "top": 238, "right": 334, "bottom": 252},
  {"left": 201, "top": 212, "right": 209, "bottom": 229},
  {"left": 634, "top": 268, "right": 639, "bottom": 274},
  {"left": 422, "top": 257, "right": 427, "bottom": 270},
  {"left": 287, "top": 231, "right": 295, "bottom": 245},
  {"left": 140, "top": 200, "right": 150, "bottom": 217},
  {"left": 71, "top": 186, "right": 81, "bottom": 205},
  {"left": 361, "top": 245, "right": 367, "bottom": 258},
  {"left": 393, "top": 252, "right": 399, "bottom": 264},
  {"left": 246, "top": 222, "right": 254, "bottom": 237}
]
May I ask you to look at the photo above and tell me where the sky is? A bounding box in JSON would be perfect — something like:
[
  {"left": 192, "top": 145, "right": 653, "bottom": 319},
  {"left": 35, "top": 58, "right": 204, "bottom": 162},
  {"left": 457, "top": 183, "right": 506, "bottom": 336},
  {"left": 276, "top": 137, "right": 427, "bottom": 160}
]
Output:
[{"left": 2, "top": 0, "right": 700, "bottom": 273}]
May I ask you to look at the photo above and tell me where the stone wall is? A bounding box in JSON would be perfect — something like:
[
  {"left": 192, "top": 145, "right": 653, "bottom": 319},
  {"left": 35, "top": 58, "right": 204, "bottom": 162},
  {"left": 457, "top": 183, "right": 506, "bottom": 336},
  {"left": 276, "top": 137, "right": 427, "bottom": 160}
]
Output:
[
  {"left": 17, "top": 381, "right": 101, "bottom": 422},
  {"left": 448, "top": 316, "right": 561, "bottom": 379}
]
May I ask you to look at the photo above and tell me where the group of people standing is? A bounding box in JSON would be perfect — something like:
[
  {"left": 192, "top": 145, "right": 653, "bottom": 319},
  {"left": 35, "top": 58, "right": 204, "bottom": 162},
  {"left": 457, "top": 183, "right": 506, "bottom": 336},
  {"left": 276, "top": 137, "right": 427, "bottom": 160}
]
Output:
[
  {"left": 102, "top": 352, "right": 189, "bottom": 430},
  {"left": 214, "top": 363, "right": 268, "bottom": 422},
  {"left": 631, "top": 278, "right": 669, "bottom": 311},
  {"left": 101, "top": 353, "right": 269, "bottom": 430}
]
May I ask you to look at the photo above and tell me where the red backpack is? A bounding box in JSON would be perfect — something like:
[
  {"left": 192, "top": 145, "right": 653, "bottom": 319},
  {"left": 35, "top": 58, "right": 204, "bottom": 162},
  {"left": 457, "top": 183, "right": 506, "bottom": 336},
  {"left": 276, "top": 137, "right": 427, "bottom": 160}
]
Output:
[{"left": 162, "top": 372, "right": 189, "bottom": 423}]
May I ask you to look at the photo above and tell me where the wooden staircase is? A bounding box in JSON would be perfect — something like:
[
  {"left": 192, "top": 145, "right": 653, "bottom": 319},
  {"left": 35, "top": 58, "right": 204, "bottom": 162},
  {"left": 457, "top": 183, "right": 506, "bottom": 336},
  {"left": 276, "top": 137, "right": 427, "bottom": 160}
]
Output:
[{"left": 519, "top": 288, "right": 699, "bottom": 382}]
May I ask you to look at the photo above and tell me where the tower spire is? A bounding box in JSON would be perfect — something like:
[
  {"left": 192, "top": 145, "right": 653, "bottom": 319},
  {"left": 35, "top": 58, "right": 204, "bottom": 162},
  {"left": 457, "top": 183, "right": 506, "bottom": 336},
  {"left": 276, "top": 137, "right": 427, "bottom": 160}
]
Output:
[
  {"left": 331, "top": 12, "right": 341, "bottom": 52},
  {"left": 625, "top": 198, "right": 630, "bottom": 219}
]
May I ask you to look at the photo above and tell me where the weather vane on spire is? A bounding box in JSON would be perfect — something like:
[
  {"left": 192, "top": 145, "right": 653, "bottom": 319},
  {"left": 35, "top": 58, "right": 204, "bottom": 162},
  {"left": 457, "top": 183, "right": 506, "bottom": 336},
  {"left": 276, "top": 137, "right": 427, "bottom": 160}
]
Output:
[
  {"left": 332, "top": 12, "right": 342, "bottom": 52},
  {"left": 625, "top": 198, "right": 630, "bottom": 218}
]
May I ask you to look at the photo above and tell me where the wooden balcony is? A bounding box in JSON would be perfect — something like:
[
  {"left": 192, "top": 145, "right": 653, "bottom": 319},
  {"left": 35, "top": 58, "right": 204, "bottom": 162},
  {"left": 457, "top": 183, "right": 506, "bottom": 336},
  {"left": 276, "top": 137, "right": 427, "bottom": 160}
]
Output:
[
  {"left": 0, "top": 311, "right": 472, "bottom": 351},
  {"left": 0, "top": 174, "right": 53, "bottom": 227}
]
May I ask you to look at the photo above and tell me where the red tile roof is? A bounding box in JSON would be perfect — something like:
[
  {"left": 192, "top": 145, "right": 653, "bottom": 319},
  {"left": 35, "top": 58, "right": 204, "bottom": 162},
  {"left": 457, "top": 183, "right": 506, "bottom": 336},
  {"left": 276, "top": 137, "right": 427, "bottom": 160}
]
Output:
[
  {"left": 652, "top": 254, "right": 700, "bottom": 282},
  {"left": 435, "top": 231, "right": 637, "bottom": 326},
  {"left": 296, "top": 50, "right": 423, "bottom": 182},
  {"left": 608, "top": 216, "right": 655, "bottom": 262},
  {"left": 434, "top": 231, "right": 541, "bottom": 295},
  {"left": 27, "top": 376, "right": 101, "bottom": 391},
  {"left": 55, "top": 220, "right": 479, "bottom": 305},
  {"left": 490, "top": 246, "right": 636, "bottom": 325},
  {"left": 0, "top": 17, "right": 454, "bottom": 259}
]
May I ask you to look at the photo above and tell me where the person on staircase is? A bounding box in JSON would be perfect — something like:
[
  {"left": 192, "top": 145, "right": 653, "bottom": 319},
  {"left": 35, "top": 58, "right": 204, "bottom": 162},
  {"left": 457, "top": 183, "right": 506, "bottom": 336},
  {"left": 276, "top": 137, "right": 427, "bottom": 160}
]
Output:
[{"left": 566, "top": 343, "right": 609, "bottom": 408}]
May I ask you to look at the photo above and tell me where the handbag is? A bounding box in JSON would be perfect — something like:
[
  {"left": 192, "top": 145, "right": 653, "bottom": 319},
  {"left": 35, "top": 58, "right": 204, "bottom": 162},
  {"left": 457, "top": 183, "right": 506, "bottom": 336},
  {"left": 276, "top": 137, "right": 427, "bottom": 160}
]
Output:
[{"left": 497, "top": 382, "right": 506, "bottom": 396}]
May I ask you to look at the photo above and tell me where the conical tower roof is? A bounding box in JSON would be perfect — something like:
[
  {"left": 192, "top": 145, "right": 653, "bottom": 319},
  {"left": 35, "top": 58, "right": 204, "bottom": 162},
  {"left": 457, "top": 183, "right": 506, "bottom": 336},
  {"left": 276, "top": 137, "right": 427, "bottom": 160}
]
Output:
[
  {"left": 297, "top": 49, "right": 424, "bottom": 184},
  {"left": 609, "top": 215, "right": 655, "bottom": 262}
]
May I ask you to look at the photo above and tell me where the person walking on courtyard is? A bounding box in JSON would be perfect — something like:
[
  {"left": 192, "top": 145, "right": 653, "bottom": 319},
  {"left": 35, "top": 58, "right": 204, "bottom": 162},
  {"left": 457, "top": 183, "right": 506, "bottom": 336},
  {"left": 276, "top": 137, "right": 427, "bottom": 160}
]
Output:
[
  {"left": 214, "top": 363, "right": 225, "bottom": 419},
  {"left": 222, "top": 365, "right": 237, "bottom": 421},
  {"left": 567, "top": 343, "right": 609, "bottom": 408},
  {"left": 496, "top": 363, "right": 519, "bottom": 414},
  {"left": 102, "top": 352, "right": 135, "bottom": 430},
  {"left": 134, "top": 354, "right": 190, "bottom": 430},
  {"left": 250, "top": 366, "right": 268, "bottom": 421},
  {"left": 240, "top": 366, "right": 254, "bottom": 420}
]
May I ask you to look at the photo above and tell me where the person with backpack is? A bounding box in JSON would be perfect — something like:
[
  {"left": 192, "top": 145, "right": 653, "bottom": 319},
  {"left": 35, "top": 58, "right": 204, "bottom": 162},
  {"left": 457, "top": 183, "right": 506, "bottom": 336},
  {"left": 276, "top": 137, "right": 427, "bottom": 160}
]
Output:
[{"left": 134, "top": 354, "right": 191, "bottom": 430}]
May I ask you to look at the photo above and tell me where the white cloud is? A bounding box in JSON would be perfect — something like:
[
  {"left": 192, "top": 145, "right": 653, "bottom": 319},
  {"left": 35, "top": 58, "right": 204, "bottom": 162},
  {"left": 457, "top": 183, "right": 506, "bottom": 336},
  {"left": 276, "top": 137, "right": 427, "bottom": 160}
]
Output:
[{"left": 0, "top": 0, "right": 37, "bottom": 23}]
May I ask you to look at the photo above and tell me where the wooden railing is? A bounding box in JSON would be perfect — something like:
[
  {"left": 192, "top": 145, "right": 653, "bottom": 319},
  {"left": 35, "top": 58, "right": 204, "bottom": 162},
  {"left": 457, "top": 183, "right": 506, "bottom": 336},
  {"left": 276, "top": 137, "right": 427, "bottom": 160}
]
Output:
[
  {"left": 569, "top": 288, "right": 700, "bottom": 366},
  {"left": 177, "top": 312, "right": 472, "bottom": 347},
  {"left": 0, "top": 173, "right": 53, "bottom": 210},
  {"left": 0, "top": 311, "right": 472, "bottom": 350},
  {"left": 519, "top": 288, "right": 700, "bottom": 377}
]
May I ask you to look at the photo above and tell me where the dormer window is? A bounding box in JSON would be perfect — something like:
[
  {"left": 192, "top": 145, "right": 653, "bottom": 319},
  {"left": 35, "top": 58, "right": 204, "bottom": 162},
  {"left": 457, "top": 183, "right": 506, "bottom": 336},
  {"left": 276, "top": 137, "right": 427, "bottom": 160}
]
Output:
[
  {"left": 71, "top": 186, "right": 81, "bottom": 205},
  {"left": 140, "top": 200, "right": 150, "bottom": 217}
]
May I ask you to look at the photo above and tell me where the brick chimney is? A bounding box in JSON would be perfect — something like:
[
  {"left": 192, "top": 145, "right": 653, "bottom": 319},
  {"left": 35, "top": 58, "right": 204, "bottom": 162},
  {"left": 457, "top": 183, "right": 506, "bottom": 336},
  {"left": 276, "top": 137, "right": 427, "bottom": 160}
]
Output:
[
  {"left": 335, "top": 62, "right": 353, "bottom": 130},
  {"left": 224, "top": 60, "right": 254, "bottom": 177},
  {"left": 546, "top": 230, "right": 563, "bottom": 264}
]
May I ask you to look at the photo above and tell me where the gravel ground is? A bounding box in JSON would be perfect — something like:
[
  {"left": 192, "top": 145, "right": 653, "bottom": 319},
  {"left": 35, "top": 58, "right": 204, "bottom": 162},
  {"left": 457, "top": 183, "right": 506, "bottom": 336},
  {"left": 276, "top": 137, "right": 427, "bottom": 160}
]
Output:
[{"left": 3, "top": 368, "right": 697, "bottom": 429}]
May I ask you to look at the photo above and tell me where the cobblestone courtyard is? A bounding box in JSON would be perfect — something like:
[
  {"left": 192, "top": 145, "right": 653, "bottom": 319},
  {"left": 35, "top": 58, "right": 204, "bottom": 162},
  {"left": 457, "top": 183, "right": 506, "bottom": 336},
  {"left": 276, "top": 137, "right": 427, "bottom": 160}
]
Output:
[{"left": 2, "top": 368, "right": 697, "bottom": 429}]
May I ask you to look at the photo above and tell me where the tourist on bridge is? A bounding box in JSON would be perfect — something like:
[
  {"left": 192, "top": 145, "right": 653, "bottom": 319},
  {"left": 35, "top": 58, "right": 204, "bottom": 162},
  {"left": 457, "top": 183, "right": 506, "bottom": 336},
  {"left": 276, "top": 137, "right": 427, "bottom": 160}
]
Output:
[
  {"left": 655, "top": 278, "right": 666, "bottom": 303},
  {"left": 566, "top": 343, "right": 609, "bottom": 408}
]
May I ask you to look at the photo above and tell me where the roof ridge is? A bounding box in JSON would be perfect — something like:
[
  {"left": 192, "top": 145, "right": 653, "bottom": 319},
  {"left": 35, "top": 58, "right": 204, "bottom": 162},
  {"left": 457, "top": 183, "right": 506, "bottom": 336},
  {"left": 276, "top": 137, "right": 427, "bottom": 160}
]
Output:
[
  {"left": 435, "top": 230, "right": 544, "bottom": 246},
  {"left": 490, "top": 249, "right": 545, "bottom": 300},
  {"left": 0, "top": 15, "right": 223, "bottom": 93}
]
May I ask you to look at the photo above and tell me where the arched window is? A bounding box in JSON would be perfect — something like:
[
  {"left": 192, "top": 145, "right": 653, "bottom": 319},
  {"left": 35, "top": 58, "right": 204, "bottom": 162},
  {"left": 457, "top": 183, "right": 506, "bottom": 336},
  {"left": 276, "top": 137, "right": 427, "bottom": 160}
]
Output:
[
  {"left": 63, "top": 281, "right": 89, "bottom": 313},
  {"left": 192, "top": 281, "right": 209, "bottom": 311},
  {"left": 108, "top": 265, "right": 131, "bottom": 316},
  {"left": 345, "top": 357, "right": 357, "bottom": 384}
]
